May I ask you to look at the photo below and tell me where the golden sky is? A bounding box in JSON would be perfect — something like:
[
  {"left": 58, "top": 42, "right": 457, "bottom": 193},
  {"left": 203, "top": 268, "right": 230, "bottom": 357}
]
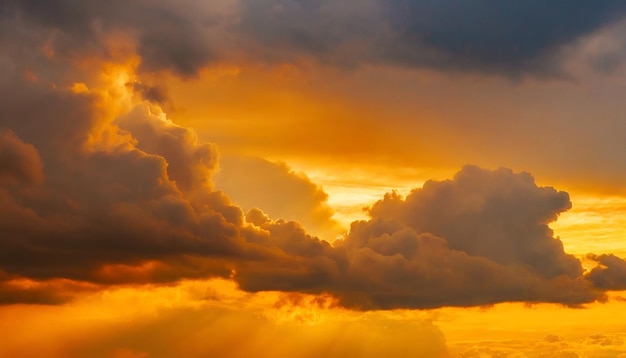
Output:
[{"left": 1, "top": 1, "right": 626, "bottom": 357}]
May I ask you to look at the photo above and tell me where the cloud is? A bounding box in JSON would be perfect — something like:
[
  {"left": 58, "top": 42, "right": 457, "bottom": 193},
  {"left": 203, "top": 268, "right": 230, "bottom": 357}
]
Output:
[
  {"left": 0, "top": 129, "right": 43, "bottom": 185},
  {"left": 0, "top": 17, "right": 624, "bottom": 310},
  {"left": 381, "top": 1, "right": 626, "bottom": 76},
  {"left": 233, "top": 0, "right": 626, "bottom": 77},
  {"left": 586, "top": 254, "right": 626, "bottom": 290},
  {"left": 0, "top": 0, "right": 232, "bottom": 77},
  {"left": 4, "top": 0, "right": 626, "bottom": 79},
  {"left": 215, "top": 155, "right": 342, "bottom": 240},
  {"left": 0, "top": 66, "right": 616, "bottom": 309},
  {"left": 115, "top": 104, "right": 219, "bottom": 193},
  {"left": 234, "top": 166, "right": 606, "bottom": 309},
  {"left": 128, "top": 82, "right": 169, "bottom": 104},
  {"left": 366, "top": 166, "right": 582, "bottom": 279}
]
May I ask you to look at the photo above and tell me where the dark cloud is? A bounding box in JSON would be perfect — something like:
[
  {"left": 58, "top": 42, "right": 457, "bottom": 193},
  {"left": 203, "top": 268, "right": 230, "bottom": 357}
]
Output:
[
  {"left": 115, "top": 105, "right": 218, "bottom": 192},
  {"left": 0, "top": 0, "right": 225, "bottom": 77},
  {"left": 383, "top": 0, "right": 626, "bottom": 76},
  {"left": 4, "top": 0, "right": 626, "bottom": 78},
  {"left": 0, "top": 129, "right": 43, "bottom": 184},
  {"left": 366, "top": 166, "right": 581, "bottom": 279},
  {"left": 234, "top": 166, "right": 605, "bottom": 309},
  {"left": 129, "top": 82, "right": 169, "bottom": 104},
  {"left": 586, "top": 254, "right": 626, "bottom": 290},
  {"left": 0, "top": 275, "right": 97, "bottom": 305}
]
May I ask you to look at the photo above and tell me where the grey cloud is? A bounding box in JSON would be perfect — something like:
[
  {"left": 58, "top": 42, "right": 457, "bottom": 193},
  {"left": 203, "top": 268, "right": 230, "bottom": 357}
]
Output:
[
  {"left": 234, "top": 166, "right": 605, "bottom": 309},
  {"left": 0, "top": 129, "right": 43, "bottom": 184},
  {"left": 366, "top": 166, "right": 581, "bottom": 279},
  {"left": 234, "top": 0, "right": 626, "bottom": 77},
  {"left": 129, "top": 82, "right": 169, "bottom": 104},
  {"left": 0, "top": 274, "right": 96, "bottom": 305},
  {"left": 5, "top": 0, "right": 626, "bottom": 79},
  {"left": 0, "top": 0, "right": 225, "bottom": 77},
  {"left": 382, "top": 0, "right": 626, "bottom": 76},
  {"left": 586, "top": 254, "right": 626, "bottom": 291},
  {"left": 115, "top": 105, "right": 219, "bottom": 192}
]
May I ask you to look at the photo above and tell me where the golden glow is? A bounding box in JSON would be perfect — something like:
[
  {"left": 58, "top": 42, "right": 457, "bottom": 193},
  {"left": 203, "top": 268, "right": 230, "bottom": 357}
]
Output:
[
  {"left": 0, "top": 280, "right": 448, "bottom": 358},
  {"left": 554, "top": 195, "right": 626, "bottom": 257}
]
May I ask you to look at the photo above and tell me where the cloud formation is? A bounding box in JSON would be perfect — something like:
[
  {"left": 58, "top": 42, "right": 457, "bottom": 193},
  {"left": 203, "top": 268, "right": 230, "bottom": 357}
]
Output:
[
  {"left": 0, "top": 53, "right": 622, "bottom": 309},
  {"left": 0, "top": 0, "right": 625, "bottom": 311},
  {"left": 586, "top": 254, "right": 626, "bottom": 290},
  {"left": 3, "top": 0, "right": 626, "bottom": 78},
  {"left": 0, "top": 129, "right": 43, "bottom": 185},
  {"left": 382, "top": 0, "right": 626, "bottom": 75},
  {"left": 215, "top": 155, "right": 341, "bottom": 239}
]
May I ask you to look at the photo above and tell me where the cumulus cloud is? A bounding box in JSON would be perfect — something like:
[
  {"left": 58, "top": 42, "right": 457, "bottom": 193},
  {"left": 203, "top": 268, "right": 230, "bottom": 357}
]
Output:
[
  {"left": 115, "top": 105, "right": 218, "bottom": 193},
  {"left": 586, "top": 254, "right": 626, "bottom": 291},
  {"left": 232, "top": 166, "right": 607, "bottom": 309},
  {"left": 366, "top": 166, "right": 582, "bottom": 279},
  {"left": 215, "top": 155, "right": 342, "bottom": 239}
]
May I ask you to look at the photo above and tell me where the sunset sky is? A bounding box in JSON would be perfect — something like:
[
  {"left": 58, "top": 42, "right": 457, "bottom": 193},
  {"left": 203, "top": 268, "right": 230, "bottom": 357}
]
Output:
[{"left": 1, "top": 1, "right": 626, "bottom": 357}]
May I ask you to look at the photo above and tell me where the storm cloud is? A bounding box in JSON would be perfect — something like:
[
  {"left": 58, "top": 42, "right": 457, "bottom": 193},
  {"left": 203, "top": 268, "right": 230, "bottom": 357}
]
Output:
[
  {"left": 3, "top": 0, "right": 626, "bottom": 77},
  {"left": 382, "top": 0, "right": 626, "bottom": 75}
]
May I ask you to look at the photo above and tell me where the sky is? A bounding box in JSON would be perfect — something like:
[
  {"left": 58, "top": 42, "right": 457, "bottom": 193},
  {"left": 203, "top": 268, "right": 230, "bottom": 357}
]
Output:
[{"left": 1, "top": 0, "right": 626, "bottom": 357}]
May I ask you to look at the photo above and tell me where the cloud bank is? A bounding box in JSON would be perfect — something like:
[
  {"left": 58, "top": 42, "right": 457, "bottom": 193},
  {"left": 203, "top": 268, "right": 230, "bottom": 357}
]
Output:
[
  {"left": 0, "top": 0, "right": 625, "bottom": 311},
  {"left": 3, "top": 0, "right": 626, "bottom": 78}
]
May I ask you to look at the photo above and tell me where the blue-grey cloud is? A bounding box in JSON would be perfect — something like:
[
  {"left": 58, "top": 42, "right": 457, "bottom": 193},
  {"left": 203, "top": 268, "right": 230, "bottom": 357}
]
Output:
[{"left": 382, "top": 0, "right": 626, "bottom": 75}]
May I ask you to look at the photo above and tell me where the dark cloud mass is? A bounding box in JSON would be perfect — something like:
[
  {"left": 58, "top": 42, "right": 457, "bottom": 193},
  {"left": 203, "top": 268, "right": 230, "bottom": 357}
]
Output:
[
  {"left": 0, "top": 0, "right": 625, "bottom": 310},
  {"left": 0, "top": 0, "right": 226, "bottom": 77},
  {"left": 234, "top": 0, "right": 626, "bottom": 76},
  {"left": 586, "top": 254, "right": 626, "bottom": 290},
  {"left": 0, "top": 129, "right": 43, "bottom": 184},
  {"left": 3, "top": 0, "right": 626, "bottom": 77},
  {"left": 383, "top": 0, "right": 626, "bottom": 74}
]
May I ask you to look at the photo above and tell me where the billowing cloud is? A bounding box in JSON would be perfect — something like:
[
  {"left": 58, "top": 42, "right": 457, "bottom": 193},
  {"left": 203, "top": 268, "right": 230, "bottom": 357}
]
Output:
[
  {"left": 0, "top": 0, "right": 625, "bottom": 312},
  {"left": 0, "top": 57, "right": 620, "bottom": 309},
  {"left": 0, "top": 0, "right": 232, "bottom": 77},
  {"left": 215, "top": 155, "right": 342, "bottom": 239},
  {"left": 586, "top": 254, "right": 626, "bottom": 290}
]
